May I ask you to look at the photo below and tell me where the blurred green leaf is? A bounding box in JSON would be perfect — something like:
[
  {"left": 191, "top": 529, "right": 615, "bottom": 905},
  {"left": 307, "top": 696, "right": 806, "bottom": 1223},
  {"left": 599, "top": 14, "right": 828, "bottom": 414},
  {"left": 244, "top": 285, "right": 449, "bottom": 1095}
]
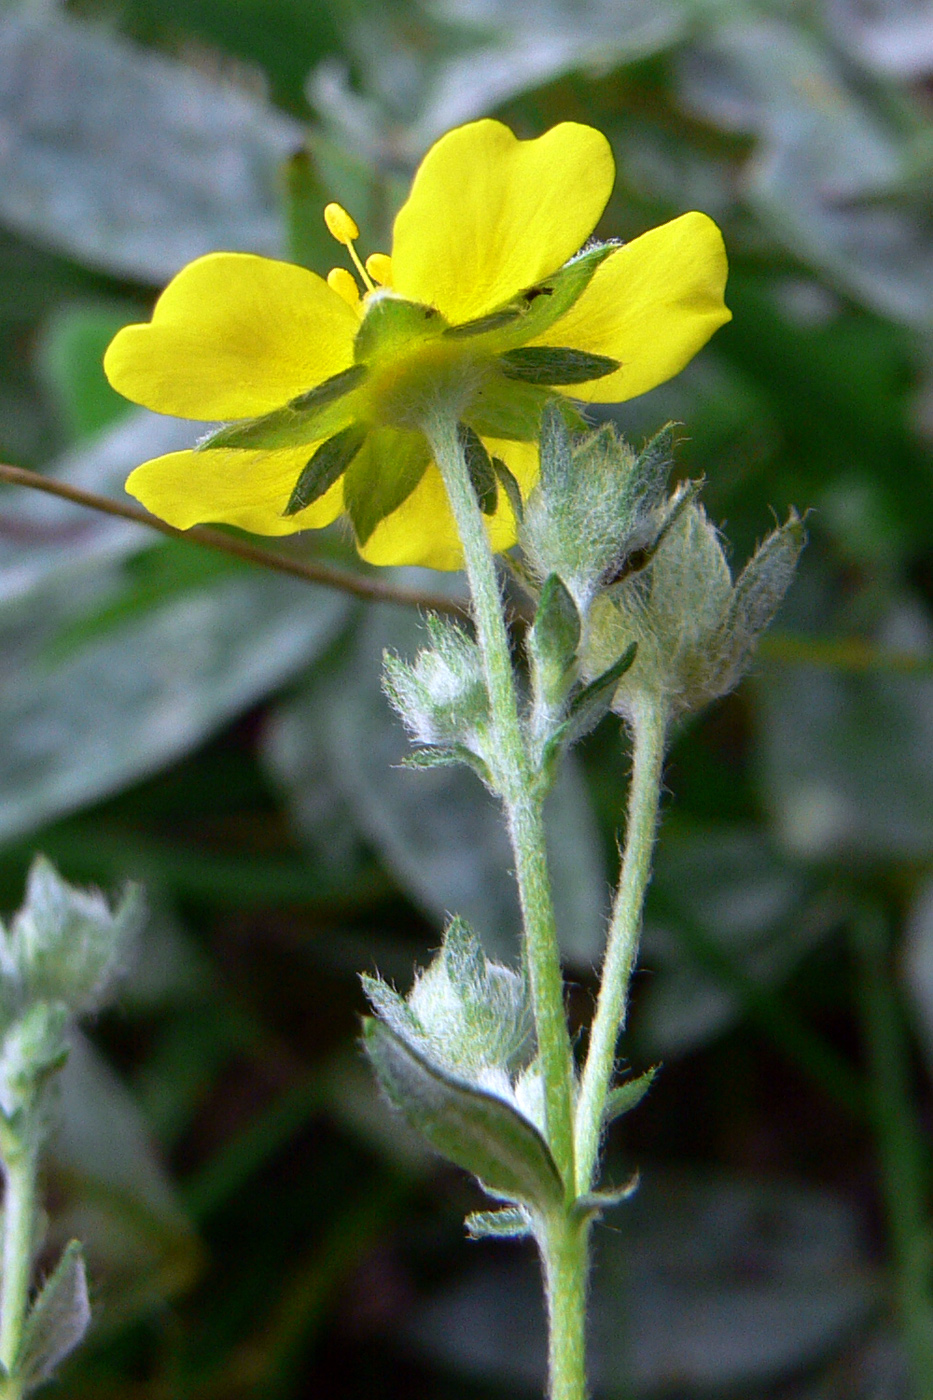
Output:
[
  {"left": 411, "top": 1170, "right": 877, "bottom": 1395},
  {"left": 755, "top": 602, "right": 933, "bottom": 861},
  {"left": 48, "top": 1033, "right": 200, "bottom": 1328},
  {"left": 0, "top": 9, "right": 300, "bottom": 282},
  {"left": 36, "top": 303, "right": 136, "bottom": 442},
  {"left": 266, "top": 604, "right": 608, "bottom": 965},
  {"left": 637, "top": 824, "right": 819, "bottom": 1055}
]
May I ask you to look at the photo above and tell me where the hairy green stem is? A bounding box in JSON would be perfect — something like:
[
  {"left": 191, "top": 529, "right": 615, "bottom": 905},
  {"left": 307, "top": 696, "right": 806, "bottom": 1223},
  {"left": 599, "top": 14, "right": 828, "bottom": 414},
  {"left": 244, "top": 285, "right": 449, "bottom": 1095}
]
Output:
[
  {"left": 853, "top": 904, "right": 933, "bottom": 1399},
  {"left": 0, "top": 1148, "right": 38, "bottom": 1391},
  {"left": 541, "top": 1214, "right": 590, "bottom": 1400},
  {"left": 424, "top": 408, "right": 577, "bottom": 1188},
  {"left": 575, "top": 693, "right": 666, "bottom": 1193}
]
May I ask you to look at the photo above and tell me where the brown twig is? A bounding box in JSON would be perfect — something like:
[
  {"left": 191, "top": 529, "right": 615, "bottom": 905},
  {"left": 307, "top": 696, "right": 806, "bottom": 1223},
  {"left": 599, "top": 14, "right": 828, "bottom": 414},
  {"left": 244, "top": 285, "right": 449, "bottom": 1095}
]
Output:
[{"left": 0, "top": 462, "right": 467, "bottom": 617}]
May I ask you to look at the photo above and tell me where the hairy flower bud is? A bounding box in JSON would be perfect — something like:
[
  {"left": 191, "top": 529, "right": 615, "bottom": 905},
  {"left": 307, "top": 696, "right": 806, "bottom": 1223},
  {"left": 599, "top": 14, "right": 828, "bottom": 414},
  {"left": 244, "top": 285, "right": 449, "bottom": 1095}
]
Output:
[{"left": 583, "top": 503, "right": 806, "bottom": 723}]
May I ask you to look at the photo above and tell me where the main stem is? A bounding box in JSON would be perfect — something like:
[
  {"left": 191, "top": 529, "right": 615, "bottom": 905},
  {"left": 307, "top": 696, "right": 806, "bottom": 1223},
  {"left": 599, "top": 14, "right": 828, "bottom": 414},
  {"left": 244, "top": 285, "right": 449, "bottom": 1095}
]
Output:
[
  {"left": 853, "top": 905, "right": 933, "bottom": 1399},
  {"left": 575, "top": 693, "right": 666, "bottom": 1193},
  {"left": 541, "top": 1214, "right": 589, "bottom": 1400},
  {"left": 424, "top": 408, "right": 577, "bottom": 1188},
  {"left": 0, "top": 1147, "right": 38, "bottom": 1393}
]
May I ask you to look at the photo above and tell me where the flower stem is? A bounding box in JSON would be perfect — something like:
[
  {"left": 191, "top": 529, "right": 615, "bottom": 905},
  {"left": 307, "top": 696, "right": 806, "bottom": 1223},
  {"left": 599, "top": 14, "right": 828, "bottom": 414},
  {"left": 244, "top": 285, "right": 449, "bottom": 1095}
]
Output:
[
  {"left": 541, "top": 1213, "right": 590, "bottom": 1400},
  {"left": 575, "top": 692, "right": 666, "bottom": 1193},
  {"left": 852, "top": 903, "right": 933, "bottom": 1398},
  {"left": 0, "top": 1147, "right": 38, "bottom": 1394},
  {"left": 424, "top": 408, "right": 577, "bottom": 1189}
]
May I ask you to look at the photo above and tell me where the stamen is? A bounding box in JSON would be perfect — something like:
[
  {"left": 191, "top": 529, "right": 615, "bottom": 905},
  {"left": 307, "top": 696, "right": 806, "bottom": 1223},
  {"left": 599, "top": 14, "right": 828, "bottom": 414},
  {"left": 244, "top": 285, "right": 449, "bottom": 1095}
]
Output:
[
  {"left": 327, "top": 267, "right": 361, "bottom": 307},
  {"left": 323, "top": 203, "right": 359, "bottom": 244},
  {"left": 365, "top": 253, "right": 393, "bottom": 287},
  {"left": 323, "top": 200, "right": 375, "bottom": 292}
]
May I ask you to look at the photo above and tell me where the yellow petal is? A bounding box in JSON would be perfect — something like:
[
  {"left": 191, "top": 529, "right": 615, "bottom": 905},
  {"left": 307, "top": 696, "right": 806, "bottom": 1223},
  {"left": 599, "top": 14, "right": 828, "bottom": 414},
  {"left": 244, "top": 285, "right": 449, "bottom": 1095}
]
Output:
[
  {"left": 358, "top": 437, "right": 538, "bottom": 570},
  {"left": 105, "top": 253, "right": 359, "bottom": 420},
  {"left": 534, "top": 212, "right": 731, "bottom": 402},
  {"left": 391, "top": 121, "right": 614, "bottom": 325},
  {"left": 125, "top": 443, "right": 344, "bottom": 536}
]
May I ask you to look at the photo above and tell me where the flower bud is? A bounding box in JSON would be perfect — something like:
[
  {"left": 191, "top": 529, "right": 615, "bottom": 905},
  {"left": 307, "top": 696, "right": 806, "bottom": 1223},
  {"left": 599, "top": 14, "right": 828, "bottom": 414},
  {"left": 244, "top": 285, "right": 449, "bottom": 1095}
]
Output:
[
  {"left": 382, "top": 615, "right": 491, "bottom": 766},
  {"left": 583, "top": 503, "right": 806, "bottom": 723}
]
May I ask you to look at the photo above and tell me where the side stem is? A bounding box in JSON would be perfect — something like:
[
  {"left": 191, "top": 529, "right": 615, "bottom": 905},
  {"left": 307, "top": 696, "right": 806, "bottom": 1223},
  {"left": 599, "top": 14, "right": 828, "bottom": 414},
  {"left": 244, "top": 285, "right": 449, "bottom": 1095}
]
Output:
[
  {"left": 575, "top": 693, "right": 667, "bottom": 1193},
  {"left": 852, "top": 904, "right": 933, "bottom": 1399},
  {"left": 0, "top": 1148, "right": 38, "bottom": 1392},
  {"left": 424, "top": 408, "right": 576, "bottom": 1187}
]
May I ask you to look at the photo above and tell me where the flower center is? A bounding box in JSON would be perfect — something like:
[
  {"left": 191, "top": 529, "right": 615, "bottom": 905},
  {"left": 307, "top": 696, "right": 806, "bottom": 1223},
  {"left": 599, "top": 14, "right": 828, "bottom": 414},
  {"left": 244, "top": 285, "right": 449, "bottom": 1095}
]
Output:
[{"left": 323, "top": 202, "right": 392, "bottom": 308}]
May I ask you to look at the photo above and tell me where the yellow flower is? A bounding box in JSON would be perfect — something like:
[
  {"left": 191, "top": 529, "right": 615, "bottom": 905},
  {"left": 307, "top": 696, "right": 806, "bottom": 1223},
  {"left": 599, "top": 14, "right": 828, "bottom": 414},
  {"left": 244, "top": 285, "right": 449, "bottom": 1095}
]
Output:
[{"left": 105, "top": 120, "right": 731, "bottom": 571}]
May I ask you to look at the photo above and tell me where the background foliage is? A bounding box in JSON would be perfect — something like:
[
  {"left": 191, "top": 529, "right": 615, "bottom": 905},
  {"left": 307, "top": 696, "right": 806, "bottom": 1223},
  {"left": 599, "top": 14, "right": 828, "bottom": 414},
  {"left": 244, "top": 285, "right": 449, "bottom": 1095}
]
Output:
[{"left": 1, "top": 0, "right": 932, "bottom": 1393}]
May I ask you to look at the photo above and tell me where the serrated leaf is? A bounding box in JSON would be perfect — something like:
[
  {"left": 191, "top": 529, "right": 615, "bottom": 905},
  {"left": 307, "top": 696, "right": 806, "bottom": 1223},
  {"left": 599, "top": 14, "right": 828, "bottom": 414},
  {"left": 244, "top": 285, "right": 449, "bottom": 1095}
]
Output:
[
  {"left": 466, "top": 1207, "right": 533, "bottom": 1240},
  {"left": 604, "top": 1067, "right": 659, "bottom": 1125},
  {"left": 15, "top": 1240, "right": 89, "bottom": 1387},
  {"left": 458, "top": 424, "right": 498, "bottom": 515},
  {"left": 563, "top": 643, "right": 638, "bottom": 744},
  {"left": 284, "top": 424, "right": 368, "bottom": 516},
  {"left": 364, "top": 1019, "right": 564, "bottom": 1210},
  {"left": 500, "top": 347, "right": 619, "bottom": 387}
]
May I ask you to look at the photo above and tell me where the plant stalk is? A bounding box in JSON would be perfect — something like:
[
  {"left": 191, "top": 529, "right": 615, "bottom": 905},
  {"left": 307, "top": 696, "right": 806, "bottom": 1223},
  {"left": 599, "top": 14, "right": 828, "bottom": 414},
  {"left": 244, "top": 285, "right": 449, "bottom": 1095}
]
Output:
[
  {"left": 0, "top": 1146, "right": 38, "bottom": 1393},
  {"left": 853, "top": 903, "right": 933, "bottom": 1399},
  {"left": 424, "top": 408, "right": 577, "bottom": 1189},
  {"left": 541, "top": 1213, "right": 590, "bottom": 1400},
  {"left": 575, "top": 692, "right": 666, "bottom": 1193}
]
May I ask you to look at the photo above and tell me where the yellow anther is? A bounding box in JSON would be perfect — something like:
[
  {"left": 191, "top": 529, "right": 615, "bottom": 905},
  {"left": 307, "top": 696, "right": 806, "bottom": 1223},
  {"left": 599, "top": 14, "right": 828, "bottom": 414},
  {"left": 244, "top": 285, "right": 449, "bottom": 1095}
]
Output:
[
  {"left": 327, "top": 267, "right": 361, "bottom": 307},
  {"left": 323, "top": 202, "right": 360, "bottom": 245},
  {"left": 365, "top": 253, "right": 393, "bottom": 286},
  {"left": 322, "top": 200, "right": 374, "bottom": 293}
]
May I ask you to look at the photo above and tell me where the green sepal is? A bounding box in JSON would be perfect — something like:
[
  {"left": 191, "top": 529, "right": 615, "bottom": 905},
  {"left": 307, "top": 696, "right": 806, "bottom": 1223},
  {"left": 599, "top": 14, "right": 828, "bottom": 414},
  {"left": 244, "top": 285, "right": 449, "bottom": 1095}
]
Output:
[
  {"left": 726, "top": 509, "right": 807, "bottom": 643},
  {"left": 562, "top": 641, "right": 638, "bottom": 744},
  {"left": 602, "top": 478, "right": 702, "bottom": 589},
  {"left": 458, "top": 424, "right": 498, "bottom": 515},
  {"left": 199, "top": 364, "right": 366, "bottom": 451},
  {"left": 402, "top": 744, "right": 495, "bottom": 789},
  {"left": 570, "top": 1172, "right": 640, "bottom": 1224},
  {"left": 363, "top": 1018, "right": 564, "bottom": 1210},
  {"left": 354, "top": 295, "right": 445, "bottom": 363},
  {"left": 444, "top": 308, "right": 524, "bottom": 340},
  {"left": 467, "top": 376, "right": 554, "bottom": 441},
  {"left": 14, "top": 1239, "right": 90, "bottom": 1389},
  {"left": 487, "top": 243, "right": 618, "bottom": 351},
  {"left": 343, "top": 426, "right": 431, "bottom": 543},
  {"left": 492, "top": 456, "right": 524, "bottom": 524},
  {"left": 465, "top": 1206, "right": 533, "bottom": 1240},
  {"left": 604, "top": 1066, "right": 659, "bottom": 1125},
  {"left": 528, "top": 573, "right": 581, "bottom": 715},
  {"left": 284, "top": 423, "right": 367, "bottom": 516},
  {"left": 539, "top": 399, "right": 574, "bottom": 495},
  {"left": 499, "top": 347, "right": 619, "bottom": 387}
]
